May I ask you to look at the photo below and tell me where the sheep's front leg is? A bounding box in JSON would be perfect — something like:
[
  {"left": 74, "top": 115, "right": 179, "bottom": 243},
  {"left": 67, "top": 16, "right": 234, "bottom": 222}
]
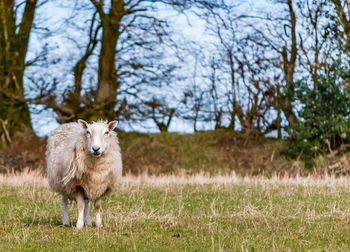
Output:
[
  {"left": 94, "top": 198, "right": 102, "bottom": 227},
  {"left": 84, "top": 199, "right": 92, "bottom": 227},
  {"left": 76, "top": 193, "right": 85, "bottom": 229},
  {"left": 62, "top": 195, "right": 70, "bottom": 226}
]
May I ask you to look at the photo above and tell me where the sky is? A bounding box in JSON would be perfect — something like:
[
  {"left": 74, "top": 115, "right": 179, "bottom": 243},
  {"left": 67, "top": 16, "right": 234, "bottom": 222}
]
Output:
[
  {"left": 23, "top": 0, "right": 281, "bottom": 137},
  {"left": 24, "top": 0, "right": 212, "bottom": 136}
]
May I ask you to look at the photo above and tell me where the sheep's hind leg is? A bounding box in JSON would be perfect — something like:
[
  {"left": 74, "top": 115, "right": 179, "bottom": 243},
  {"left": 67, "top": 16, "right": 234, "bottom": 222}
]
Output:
[
  {"left": 62, "top": 195, "right": 70, "bottom": 226},
  {"left": 76, "top": 193, "right": 85, "bottom": 229},
  {"left": 84, "top": 199, "right": 92, "bottom": 227},
  {"left": 94, "top": 198, "right": 102, "bottom": 227}
]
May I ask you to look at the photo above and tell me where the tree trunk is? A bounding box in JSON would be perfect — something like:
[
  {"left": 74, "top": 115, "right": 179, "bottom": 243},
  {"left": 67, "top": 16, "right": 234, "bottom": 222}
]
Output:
[
  {"left": 276, "top": 84, "right": 282, "bottom": 139},
  {"left": 0, "top": 0, "right": 37, "bottom": 146},
  {"left": 92, "top": 0, "right": 124, "bottom": 121},
  {"left": 33, "top": 0, "right": 133, "bottom": 124},
  {"left": 228, "top": 50, "right": 236, "bottom": 131},
  {"left": 280, "top": 0, "right": 298, "bottom": 126}
]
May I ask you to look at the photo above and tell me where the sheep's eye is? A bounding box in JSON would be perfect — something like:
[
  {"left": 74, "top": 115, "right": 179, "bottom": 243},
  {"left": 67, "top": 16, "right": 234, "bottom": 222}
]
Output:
[
  {"left": 86, "top": 131, "right": 91, "bottom": 135},
  {"left": 104, "top": 131, "right": 109, "bottom": 135}
]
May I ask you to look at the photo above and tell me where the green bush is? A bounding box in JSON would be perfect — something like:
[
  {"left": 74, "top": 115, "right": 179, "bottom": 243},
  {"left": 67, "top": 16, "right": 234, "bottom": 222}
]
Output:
[{"left": 283, "top": 72, "right": 350, "bottom": 167}]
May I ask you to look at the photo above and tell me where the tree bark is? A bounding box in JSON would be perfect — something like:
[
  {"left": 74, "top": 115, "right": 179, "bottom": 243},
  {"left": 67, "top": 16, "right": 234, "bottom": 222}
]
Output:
[
  {"left": 276, "top": 84, "right": 282, "bottom": 139},
  {"left": 92, "top": 0, "right": 124, "bottom": 121},
  {"left": 0, "top": 0, "right": 37, "bottom": 146},
  {"left": 52, "top": 0, "right": 125, "bottom": 123}
]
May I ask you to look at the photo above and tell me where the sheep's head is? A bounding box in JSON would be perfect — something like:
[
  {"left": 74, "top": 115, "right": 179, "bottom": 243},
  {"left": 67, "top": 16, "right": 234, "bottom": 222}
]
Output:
[{"left": 78, "top": 119, "right": 118, "bottom": 157}]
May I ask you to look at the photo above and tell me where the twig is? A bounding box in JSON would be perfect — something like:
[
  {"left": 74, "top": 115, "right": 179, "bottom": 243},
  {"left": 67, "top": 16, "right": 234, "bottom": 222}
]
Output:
[{"left": 0, "top": 119, "right": 12, "bottom": 144}]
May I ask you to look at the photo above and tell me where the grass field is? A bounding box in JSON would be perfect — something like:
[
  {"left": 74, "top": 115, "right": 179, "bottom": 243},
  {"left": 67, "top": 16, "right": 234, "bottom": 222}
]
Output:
[{"left": 2, "top": 172, "right": 350, "bottom": 251}]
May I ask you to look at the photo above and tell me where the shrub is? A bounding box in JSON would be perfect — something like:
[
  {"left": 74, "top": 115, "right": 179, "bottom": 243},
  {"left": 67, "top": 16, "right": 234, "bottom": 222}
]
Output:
[{"left": 283, "top": 71, "right": 350, "bottom": 167}]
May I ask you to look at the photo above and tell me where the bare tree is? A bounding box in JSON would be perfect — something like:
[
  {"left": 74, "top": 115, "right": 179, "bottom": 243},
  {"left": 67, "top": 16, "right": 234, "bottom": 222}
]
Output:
[
  {"left": 187, "top": 1, "right": 280, "bottom": 135},
  {"left": 140, "top": 97, "right": 175, "bottom": 132},
  {"left": 0, "top": 0, "right": 42, "bottom": 146},
  {"left": 237, "top": 0, "right": 298, "bottom": 129},
  {"left": 29, "top": 0, "right": 182, "bottom": 126},
  {"left": 331, "top": 0, "right": 350, "bottom": 49}
]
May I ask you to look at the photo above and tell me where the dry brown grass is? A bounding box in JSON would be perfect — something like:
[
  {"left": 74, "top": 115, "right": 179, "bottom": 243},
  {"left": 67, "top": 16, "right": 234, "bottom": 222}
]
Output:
[
  {"left": 2, "top": 170, "right": 350, "bottom": 189},
  {"left": 0, "top": 169, "right": 47, "bottom": 187}
]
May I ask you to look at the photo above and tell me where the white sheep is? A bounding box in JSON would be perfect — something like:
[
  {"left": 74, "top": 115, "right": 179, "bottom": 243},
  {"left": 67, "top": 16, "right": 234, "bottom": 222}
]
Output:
[{"left": 46, "top": 119, "right": 122, "bottom": 228}]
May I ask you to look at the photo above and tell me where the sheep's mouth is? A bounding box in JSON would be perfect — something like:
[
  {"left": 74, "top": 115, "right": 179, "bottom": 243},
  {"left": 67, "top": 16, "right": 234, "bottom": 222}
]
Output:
[{"left": 92, "top": 152, "right": 101, "bottom": 157}]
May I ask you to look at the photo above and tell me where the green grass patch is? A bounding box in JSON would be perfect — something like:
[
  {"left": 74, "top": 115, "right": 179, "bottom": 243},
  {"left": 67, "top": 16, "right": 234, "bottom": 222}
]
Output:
[{"left": 1, "top": 178, "right": 350, "bottom": 251}]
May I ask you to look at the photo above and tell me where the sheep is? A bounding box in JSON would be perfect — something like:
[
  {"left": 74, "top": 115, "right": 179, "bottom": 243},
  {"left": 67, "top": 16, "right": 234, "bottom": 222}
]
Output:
[{"left": 46, "top": 119, "right": 122, "bottom": 228}]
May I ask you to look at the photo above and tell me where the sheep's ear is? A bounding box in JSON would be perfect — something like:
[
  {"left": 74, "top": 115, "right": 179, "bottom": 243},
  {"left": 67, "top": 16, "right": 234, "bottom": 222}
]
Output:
[
  {"left": 78, "top": 119, "right": 88, "bottom": 129},
  {"left": 107, "top": 120, "right": 118, "bottom": 130}
]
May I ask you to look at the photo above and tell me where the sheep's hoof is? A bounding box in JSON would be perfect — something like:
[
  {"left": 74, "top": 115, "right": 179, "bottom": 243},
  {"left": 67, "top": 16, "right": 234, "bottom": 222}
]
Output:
[
  {"left": 95, "top": 220, "right": 102, "bottom": 227},
  {"left": 85, "top": 220, "right": 92, "bottom": 227},
  {"left": 76, "top": 220, "right": 84, "bottom": 229},
  {"left": 62, "top": 217, "right": 70, "bottom": 227},
  {"left": 95, "top": 216, "right": 102, "bottom": 227},
  {"left": 63, "top": 221, "right": 70, "bottom": 227}
]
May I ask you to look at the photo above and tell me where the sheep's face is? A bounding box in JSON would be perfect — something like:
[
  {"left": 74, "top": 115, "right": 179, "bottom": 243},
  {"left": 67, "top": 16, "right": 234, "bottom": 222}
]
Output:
[{"left": 78, "top": 120, "right": 118, "bottom": 157}]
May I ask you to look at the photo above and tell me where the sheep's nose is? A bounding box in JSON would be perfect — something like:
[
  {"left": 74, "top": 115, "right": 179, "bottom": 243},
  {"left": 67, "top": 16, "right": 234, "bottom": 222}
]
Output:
[{"left": 92, "top": 146, "right": 100, "bottom": 152}]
